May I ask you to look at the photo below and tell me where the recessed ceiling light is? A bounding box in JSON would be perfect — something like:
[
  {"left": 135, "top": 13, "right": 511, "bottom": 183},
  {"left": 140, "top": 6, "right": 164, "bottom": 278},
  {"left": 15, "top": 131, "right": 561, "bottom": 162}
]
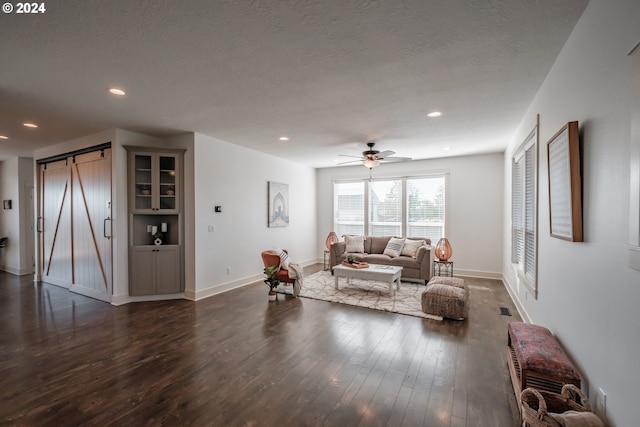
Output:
[
  {"left": 427, "top": 111, "right": 442, "bottom": 118},
  {"left": 0, "top": 135, "right": 8, "bottom": 140},
  {"left": 443, "top": 146, "right": 452, "bottom": 151},
  {"left": 23, "top": 123, "right": 38, "bottom": 128},
  {"left": 109, "top": 88, "right": 126, "bottom": 96},
  {"left": 279, "top": 136, "right": 290, "bottom": 141}
]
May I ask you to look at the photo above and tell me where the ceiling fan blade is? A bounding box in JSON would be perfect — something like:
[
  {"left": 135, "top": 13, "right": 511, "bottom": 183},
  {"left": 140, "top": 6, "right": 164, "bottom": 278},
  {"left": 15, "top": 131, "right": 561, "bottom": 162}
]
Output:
[
  {"left": 338, "top": 154, "right": 364, "bottom": 159},
  {"left": 336, "top": 159, "right": 365, "bottom": 165},
  {"left": 377, "top": 150, "right": 395, "bottom": 158},
  {"left": 379, "top": 156, "right": 412, "bottom": 163}
]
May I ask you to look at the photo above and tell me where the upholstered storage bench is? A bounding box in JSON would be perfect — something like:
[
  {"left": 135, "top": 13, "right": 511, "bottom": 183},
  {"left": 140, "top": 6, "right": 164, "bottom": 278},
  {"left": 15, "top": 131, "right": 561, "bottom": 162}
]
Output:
[
  {"left": 507, "top": 322, "right": 581, "bottom": 412},
  {"left": 421, "top": 277, "right": 469, "bottom": 320}
]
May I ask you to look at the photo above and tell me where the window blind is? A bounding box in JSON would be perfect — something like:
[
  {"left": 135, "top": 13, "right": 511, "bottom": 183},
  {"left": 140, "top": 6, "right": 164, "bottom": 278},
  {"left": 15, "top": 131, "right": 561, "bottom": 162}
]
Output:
[
  {"left": 369, "top": 180, "right": 402, "bottom": 236},
  {"left": 334, "top": 181, "right": 365, "bottom": 236}
]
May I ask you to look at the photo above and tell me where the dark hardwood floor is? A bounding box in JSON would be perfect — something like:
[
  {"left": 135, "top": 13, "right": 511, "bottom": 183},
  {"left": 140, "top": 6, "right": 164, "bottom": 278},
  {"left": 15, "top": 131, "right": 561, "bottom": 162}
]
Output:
[{"left": 0, "top": 266, "right": 521, "bottom": 426}]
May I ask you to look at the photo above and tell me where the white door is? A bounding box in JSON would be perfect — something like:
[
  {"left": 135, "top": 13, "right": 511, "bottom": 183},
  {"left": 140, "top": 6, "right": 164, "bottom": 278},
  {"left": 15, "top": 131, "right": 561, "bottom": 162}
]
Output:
[
  {"left": 40, "top": 159, "right": 73, "bottom": 287},
  {"left": 70, "top": 149, "right": 112, "bottom": 301},
  {"left": 39, "top": 148, "right": 112, "bottom": 302}
]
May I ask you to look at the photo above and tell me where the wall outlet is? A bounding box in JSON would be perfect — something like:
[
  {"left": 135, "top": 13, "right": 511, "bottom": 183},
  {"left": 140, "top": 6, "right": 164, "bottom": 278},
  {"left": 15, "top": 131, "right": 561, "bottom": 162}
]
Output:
[
  {"left": 596, "top": 388, "right": 606, "bottom": 416},
  {"left": 226, "top": 267, "right": 231, "bottom": 275},
  {"left": 208, "top": 225, "right": 214, "bottom": 232}
]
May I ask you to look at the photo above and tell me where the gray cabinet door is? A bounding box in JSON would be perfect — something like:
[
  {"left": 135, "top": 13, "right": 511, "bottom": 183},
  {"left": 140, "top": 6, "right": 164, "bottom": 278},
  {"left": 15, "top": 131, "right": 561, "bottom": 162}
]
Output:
[
  {"left": 130, "top": 246, "right": 156, "bottom": 296},
  {"left": 155, "top": 246, "right": 181, "bottom": 294},
  {"left": 130, "top": 245, "right": 180, "bottom": 295}
]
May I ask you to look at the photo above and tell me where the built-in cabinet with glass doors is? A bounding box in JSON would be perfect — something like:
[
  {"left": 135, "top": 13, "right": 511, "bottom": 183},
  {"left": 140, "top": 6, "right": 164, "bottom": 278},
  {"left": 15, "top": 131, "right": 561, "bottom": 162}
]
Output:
[{"left": 125, "top": 147, "right": 185, "bottom": 296}]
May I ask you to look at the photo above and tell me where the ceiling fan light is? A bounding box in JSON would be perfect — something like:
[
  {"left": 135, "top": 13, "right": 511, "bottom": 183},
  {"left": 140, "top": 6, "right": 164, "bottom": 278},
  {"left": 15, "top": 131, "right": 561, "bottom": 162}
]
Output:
[{"left": 363, "top": 159, "right": 380, "bottom": 169}]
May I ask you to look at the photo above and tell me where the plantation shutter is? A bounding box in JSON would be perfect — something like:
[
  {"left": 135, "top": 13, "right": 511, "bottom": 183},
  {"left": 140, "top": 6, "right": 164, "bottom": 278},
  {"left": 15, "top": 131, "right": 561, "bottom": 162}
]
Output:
[
  {"left": 511, "top": 157, "right": 523, "bottom": 263},
  {"left": 524, "top": 144, "right": 536, "bottom": 278},
  {"left": 511, "top": 123, "right": 538, "bottom": 293}
]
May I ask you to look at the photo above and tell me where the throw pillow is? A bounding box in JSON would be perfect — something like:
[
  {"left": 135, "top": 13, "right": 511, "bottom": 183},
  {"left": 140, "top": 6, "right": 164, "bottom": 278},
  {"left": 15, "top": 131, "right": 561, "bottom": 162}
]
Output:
[
  {"left": 270, "top": 248, "right": 290, "bottom": 269},
  {"left": 279, "top": 250, "right": 290, "bottom": 270},
  {"left": 401, "top": 239, "right": 426, "bottom": 258},
  {"left": 383, "top": 237, "right": 405, "bottom": 257},
  {"left": 344, "top": 235, "right": 365, "bottom": 253}
]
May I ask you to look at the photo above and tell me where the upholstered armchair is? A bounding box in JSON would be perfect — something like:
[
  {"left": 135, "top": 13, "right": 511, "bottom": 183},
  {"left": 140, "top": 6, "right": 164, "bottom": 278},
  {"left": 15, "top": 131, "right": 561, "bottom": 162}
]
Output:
[{"left": 261, "top": 249, "right": 295, "bottom": 286}]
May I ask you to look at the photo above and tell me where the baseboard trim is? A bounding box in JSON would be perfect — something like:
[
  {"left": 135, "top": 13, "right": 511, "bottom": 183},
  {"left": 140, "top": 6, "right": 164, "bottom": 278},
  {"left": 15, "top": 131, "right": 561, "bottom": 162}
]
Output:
[
  {"left": 501, "top": 273, "right": 531, "bottom": 323},
  {"left": 192, "top": 276, "right": 260, "bottom": 301},
  {"left": 111, "top": 293, "right": 186, "bottom": 306},
  {"left": 454, "top": 269, "right": 502, "bottom": 280},
  {"left": 192, "top": 258, "right": 317, "bottom": 301},
  {"left": 1, "top": 265, "right": 35, "bottom": 276}
]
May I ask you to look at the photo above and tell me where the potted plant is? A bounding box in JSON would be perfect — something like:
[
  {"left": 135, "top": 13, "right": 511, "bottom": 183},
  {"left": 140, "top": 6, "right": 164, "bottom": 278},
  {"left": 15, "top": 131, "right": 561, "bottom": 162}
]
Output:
[
  {"left": 347, "top": 254, "right": 354, "bottom": 264},
  {"left": 263, "top": 265, "right": 280, "bottom": 301}
]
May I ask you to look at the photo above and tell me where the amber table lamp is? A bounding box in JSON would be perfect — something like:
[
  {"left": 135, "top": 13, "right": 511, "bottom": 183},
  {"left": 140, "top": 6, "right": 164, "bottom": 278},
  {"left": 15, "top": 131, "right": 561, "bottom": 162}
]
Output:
[
  {"left": 434, "top": 238, "right": 453, "bottom": 261},
  {"left": 325, "top": 231, "right": 339, "bottom": 250}
]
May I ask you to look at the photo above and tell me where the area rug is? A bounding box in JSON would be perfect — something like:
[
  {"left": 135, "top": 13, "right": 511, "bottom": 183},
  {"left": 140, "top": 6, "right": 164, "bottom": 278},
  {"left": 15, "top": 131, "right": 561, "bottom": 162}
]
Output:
[{"left": 296, "top": 270, "right": 440, "bottom": 320}]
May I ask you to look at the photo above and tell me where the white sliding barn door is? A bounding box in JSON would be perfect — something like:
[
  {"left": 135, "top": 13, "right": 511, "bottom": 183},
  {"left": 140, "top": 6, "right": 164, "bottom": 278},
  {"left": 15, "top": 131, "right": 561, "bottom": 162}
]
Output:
[
  {"left": 40, "top": 159, "right": 73, "bottom": 287},
  {"left": 70, "top": 150, "right": 112, "bottom": 300},
  {"left": 39, "top": 148, "right": 112, "bottom": 302}
]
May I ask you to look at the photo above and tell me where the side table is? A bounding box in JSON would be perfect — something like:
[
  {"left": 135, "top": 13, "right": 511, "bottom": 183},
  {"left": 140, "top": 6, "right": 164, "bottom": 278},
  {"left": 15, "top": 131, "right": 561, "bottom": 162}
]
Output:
[
  {"left": 433, "top": 259, "right": 453, "bottom": 277},
  {"left": 323, "top": 250, "right": 331, "bottom": 270}
]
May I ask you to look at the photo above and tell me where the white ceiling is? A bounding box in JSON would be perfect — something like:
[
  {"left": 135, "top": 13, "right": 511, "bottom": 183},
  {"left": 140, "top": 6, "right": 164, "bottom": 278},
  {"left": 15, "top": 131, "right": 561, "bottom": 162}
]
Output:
[{"left": 0, "top": 0, "right": 589, "bottom": 168}]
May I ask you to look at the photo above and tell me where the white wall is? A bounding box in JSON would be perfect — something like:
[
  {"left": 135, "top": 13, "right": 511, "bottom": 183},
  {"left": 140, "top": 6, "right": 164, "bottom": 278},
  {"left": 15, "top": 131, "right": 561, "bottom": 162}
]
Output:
[
  {"left": 191, "top": 133, "right": 318, "bottom": 300},
  {"left": 317, "top": 152, "right": 504, "bottom": 278},
  {"left": 503, "top": 2, "right": 640, "bottom": 425},
  {"left": 0, "top": 157, "right": 34, "bottom": 275}
]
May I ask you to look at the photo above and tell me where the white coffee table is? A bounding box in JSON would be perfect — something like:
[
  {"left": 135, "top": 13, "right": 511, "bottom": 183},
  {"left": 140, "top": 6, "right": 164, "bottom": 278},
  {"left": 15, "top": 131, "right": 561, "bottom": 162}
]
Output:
[{"left": 332, "top": 263, "right": 403, "bottom": 296}]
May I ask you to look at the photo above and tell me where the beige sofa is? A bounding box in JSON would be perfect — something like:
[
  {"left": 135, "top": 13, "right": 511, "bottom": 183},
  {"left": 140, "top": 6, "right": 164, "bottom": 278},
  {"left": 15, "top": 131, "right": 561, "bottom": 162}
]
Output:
[{"left": 329, "top": 236, "right": 434, "bottom": 283}]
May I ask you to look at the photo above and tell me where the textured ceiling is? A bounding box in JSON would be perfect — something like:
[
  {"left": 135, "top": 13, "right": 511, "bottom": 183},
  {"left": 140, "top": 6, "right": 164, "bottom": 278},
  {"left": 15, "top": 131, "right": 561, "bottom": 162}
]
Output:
[{"left": 0, "top": 0, "right": 589, "bottom": 167}]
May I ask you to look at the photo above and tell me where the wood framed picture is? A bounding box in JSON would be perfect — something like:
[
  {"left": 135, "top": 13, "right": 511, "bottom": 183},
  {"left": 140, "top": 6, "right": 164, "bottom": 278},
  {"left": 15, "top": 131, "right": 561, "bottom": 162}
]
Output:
[{"left": 547, "top": 121, "right": 583, "bottom": 241}]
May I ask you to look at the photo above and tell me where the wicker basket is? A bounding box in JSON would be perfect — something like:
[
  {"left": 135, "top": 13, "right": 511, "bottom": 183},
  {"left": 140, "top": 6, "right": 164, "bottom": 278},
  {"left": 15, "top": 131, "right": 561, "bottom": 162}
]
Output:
[{"left": 521, "top": 384, "right": 591, "bottom": 427}]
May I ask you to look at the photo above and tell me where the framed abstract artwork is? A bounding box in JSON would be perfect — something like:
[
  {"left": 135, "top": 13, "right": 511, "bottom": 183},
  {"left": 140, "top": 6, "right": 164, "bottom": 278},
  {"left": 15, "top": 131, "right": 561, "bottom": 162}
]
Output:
[{"left": 268, "top": 182, "right": 289, "bottom": 227}]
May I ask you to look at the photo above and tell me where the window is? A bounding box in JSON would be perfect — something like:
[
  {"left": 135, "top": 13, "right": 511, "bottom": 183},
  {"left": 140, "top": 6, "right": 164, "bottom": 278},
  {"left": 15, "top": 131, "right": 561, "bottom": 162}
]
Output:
[
  {"left": 334, "top": 181, "right": 365, "bottom": 237},
  {"left": 369, "top": 179, "right": 402, "bottom": 236},
  {"left": 512, "top": 123, "right": 538, "bottom": 295},
  {"left": 334, "top": 175, "right": 446, "bottom": 240},
  {"left": 407, "top": 176, "right": 445, "bottom": 242}
]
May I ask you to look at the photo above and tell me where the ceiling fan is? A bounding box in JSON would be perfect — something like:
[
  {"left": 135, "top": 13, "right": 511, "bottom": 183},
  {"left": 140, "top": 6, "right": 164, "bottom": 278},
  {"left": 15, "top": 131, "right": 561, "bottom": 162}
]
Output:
[{"left": 338, "top": 142, "right": 412, "bottom": 169}]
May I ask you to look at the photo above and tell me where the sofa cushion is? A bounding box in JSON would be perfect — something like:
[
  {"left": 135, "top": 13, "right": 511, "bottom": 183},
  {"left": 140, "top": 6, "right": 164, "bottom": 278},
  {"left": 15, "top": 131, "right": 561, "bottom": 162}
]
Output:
[
  {"left": 390, "top": 256, "right": 421, "bottom": 269},
  {"left": 344, "top": 235, "right": 365, "bottom": 253},
  {"left": 361, "top": 254, "right": 393, "bottom": 264},
  {"left": 269, "top": 248, "right": 290, "bottom": 269},
  {"left": 401, "top": 239, "right": 426, "bottom": 258},
  {"left": 368, "top": 236, "right": 392, "bottom": 254},
  {"left": 383, "top": 237, "right": 405, "bottom": 257}
]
